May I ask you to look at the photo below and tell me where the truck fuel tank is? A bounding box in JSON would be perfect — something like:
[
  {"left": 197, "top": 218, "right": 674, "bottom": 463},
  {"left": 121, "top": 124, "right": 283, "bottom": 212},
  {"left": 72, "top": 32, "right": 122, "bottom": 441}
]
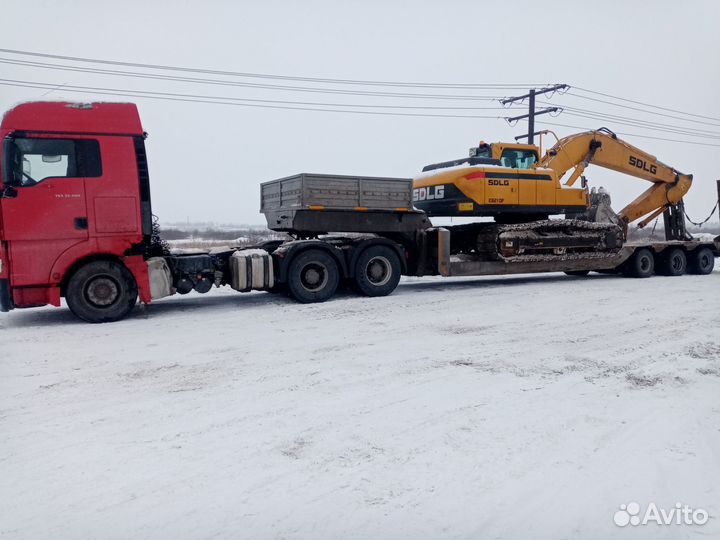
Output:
[{"left": 230, "top": 249, "right": 274, "bottom": 292}]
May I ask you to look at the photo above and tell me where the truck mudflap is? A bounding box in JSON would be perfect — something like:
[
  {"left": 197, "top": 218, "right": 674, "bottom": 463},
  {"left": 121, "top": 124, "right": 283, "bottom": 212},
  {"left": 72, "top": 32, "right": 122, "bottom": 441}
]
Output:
[
  {"left": 147, "top": 257, "right": 173, "bottom": 300},
  {"left": 121, "top": 255, "right": 152, "bottom": 304},
  {"left": 0, "top": 279, "right": 13, "bottom": 312},
  {"left": 230, "top": 249, "right": 274, "bottom": 292}
]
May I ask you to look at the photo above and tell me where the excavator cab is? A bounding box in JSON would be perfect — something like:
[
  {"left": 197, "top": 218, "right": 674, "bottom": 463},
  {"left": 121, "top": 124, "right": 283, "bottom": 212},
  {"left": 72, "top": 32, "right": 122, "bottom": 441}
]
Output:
[
  {"left": 499, "top": 148, "right": 537, "bottom": 169},
  {"left": 469, "top": 142, "right": 539, "bottom": 170}
]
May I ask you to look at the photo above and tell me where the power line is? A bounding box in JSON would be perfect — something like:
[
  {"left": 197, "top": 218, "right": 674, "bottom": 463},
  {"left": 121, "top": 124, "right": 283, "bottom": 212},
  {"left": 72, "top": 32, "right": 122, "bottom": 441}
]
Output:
[
  {"left": 0, "top": 48, "right": 542, "bottom": 90},
  {"left": 561, "top": 111, "right": 720, "bottom": 140},
  {"left": 0, "top": 57, "right": 509, "bottom": 102},
  {"left": 3, "top": 77, "right": 718, "bottom": 147},
  {"left": 573, "top": 86, "right": 720, "bottom": 123},
  {"left": 0, "top": 79, "right": 506, "bottom": 119},
  {"left": 565, "top": 90, "right": 720, "bottom": 128},
  {"left": 0, "top": 77, "right": 510, "bottom": 111},
  {"left": 6, "top": 48, "right": 717, "bottom": 128},
  {"left": 530, "top": 119, "right": 720, "bottom": 147},
  {"left": 3, "top": 48, "right": 718, "bottom": 131},
  {"left": 4, "top": 76, "right": 717, "bottom": 148},
  {"left": 2, "top": 49, "right": 717, "bottom": 147},
  {"left": 539, "top": 101, "right": 720, "bottom": 137}
]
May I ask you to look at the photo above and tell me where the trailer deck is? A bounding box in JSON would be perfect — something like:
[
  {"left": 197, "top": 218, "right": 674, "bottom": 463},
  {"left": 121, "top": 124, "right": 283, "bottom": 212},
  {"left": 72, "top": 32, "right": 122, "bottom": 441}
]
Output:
[{"left": 437, "top": 238, "right": 719, "bottom": 277}]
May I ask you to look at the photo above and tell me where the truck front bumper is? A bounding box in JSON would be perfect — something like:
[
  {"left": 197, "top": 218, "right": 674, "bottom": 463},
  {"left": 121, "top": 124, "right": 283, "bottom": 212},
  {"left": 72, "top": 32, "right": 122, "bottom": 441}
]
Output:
[{"left": 0, "top": 279, "right": 13, "bottom": 312}]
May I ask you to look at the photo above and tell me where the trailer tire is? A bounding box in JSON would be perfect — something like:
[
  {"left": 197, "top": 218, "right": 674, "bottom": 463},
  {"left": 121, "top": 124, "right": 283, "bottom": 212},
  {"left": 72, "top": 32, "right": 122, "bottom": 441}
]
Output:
[
  {"left": 66, "top": 260, "right": 138, "bottom": 323},
  {"left": 287, "top": 249, "right": 339, "bottom": 303},
  {"left": 656, "top": 248, "right": 687, "bottom": 276},
  {"left": 353, "top": 245, "right": 402, "bottom": 297},
  {"left": 564, "top": 270, "right": 590, "bottom": 276},
  {"left": 621, "top": 248, "right": 654, "bottom": 278},
  {"left": 687, "top": 247, "right": 714, "bottom": 275}
]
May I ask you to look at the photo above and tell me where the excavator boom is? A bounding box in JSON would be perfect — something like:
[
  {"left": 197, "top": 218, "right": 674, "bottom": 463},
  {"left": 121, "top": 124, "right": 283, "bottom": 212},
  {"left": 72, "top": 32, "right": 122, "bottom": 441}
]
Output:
[{"left": 539, "top": 128, "right": 693, "bottom": 226}]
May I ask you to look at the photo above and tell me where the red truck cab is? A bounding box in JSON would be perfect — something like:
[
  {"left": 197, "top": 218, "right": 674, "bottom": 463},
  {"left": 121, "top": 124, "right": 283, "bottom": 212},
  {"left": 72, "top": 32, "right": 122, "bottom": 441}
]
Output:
[{"left": 0, "top": 101, "right": 153, "bottom": 321}]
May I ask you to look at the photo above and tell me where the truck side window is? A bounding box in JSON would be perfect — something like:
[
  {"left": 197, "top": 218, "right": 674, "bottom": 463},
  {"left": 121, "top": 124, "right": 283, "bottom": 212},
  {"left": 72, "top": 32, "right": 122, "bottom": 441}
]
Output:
[{"left": 10, "top": 138, "right": 102, "bottom": 186}]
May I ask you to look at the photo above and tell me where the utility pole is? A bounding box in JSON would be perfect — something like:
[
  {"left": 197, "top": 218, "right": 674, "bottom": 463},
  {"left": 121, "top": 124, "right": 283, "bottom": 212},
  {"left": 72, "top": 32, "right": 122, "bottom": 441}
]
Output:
[
  {"left": 502, "top": 84, "right": 569, "bottom": 145},
  {"left": 717, "top": 179, "right": 720, "bottom": 228}
]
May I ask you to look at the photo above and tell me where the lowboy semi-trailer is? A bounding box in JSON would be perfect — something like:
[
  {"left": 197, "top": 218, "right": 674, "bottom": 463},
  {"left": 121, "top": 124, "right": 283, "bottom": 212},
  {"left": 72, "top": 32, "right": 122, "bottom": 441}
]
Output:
[{"left": 0, "top": 102, "right": 717, "bottom": 322}]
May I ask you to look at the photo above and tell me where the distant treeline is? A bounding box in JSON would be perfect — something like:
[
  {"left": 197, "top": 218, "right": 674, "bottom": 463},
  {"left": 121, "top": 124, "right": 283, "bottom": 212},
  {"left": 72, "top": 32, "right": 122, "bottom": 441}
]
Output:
[
  {"left": 161, "top": 222, "right": 718, "bottom": 244},
  {"left": 160, "top": 227, "right": 288, "bottom": 244},
  {"left": 632, "top": 223, "right": 719, "bottom": 240}
]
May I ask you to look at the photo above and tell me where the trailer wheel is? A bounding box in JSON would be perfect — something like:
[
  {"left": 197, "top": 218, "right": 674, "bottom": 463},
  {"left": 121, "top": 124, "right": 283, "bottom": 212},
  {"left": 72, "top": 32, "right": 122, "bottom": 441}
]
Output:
[
  {"left": 564, "top": 270, "right": 590, "bottom": 276},
  {"left": 687, "top": 247, "right": 714, "bottom": 275},
  {"left": 287, "top": 249, "right": 339, "bottom": 303},
  {"left": 657, "top": 248, "right": 687, "bottom": 276},
  {"left": 354, "top": 245, "right": 402, "bottom": 297},
  {"left": 66, "top": 260, "right": 138, "bottom": 323},
  {"left": 621, "top": 248, "right": 654, "bottom": 278}
]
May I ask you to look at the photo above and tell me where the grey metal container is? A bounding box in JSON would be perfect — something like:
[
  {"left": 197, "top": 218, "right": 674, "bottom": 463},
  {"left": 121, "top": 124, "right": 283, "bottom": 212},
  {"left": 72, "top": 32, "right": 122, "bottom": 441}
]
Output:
[
  {"left": 261, "top": 173, "right": 414, "bottom": 213},
  {"left": 261, "top": 173, "right": 428, "bottom": 234}
]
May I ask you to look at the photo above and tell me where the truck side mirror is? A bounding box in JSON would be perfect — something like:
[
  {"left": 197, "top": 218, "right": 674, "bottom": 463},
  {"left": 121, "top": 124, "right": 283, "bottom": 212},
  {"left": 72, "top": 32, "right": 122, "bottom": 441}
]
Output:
[
  {"left": 2, "top": 137, "right": 20, "bottom": 187},
  {"left": 581, "top": 175, "right": 588, "bottom": 188},
  {"left": 1, "top": 186, "right": 17, "bottom": 199}
]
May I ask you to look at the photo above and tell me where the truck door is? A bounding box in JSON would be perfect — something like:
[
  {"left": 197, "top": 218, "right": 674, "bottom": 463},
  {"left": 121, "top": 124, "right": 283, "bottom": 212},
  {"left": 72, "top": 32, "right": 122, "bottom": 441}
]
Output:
[{"left": 1, "top": 136, "right": 100, "bottom": 286}]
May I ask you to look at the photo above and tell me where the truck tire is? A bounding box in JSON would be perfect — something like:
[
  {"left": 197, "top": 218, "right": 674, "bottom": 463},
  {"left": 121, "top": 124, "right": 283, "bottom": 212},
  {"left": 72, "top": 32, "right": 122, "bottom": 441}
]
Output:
[
  {"left": 656, "top": 248, "right": 687, "bottom": 276},
  {"left": 621, "top": 248, "right": 654, "bottom": 278},
  {"left": 687, "top": 247, "right": 714, "bottom": 275},
  {"left": 353, "top": 245, "right": 402, "bottom": 297},
  {"left": 66, "top": 260, "right": 138, "bottom": 323},
  {"left": 286, "top": 249, "right": 339, "bottom": 303}
]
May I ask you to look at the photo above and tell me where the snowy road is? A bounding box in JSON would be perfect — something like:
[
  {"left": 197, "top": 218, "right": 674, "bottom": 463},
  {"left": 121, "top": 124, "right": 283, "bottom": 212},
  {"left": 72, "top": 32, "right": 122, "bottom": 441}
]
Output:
[{"left": 2, "top": 269, "right": 719, "bottom": 539}]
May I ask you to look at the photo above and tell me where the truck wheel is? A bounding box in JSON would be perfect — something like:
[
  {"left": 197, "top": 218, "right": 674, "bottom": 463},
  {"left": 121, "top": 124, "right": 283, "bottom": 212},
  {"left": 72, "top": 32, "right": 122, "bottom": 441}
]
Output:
[
  {"left": 287, "top": 249, "right": 339, "bottom": 303},
  {"left": 354, "top": 245, "right": 402, "bottom": 297},
  {"left": 687, "top": 247, "right": 714, "bottom": 275},
  {"left": 66, "top": 260, "right": 138, "bottom": 323},
  {"left": 657, "top": 248, "right": 687, "bottom": 276},
  {"left": 621, "top": 248, "right": 654, "bottom": 278},
  {"left": 564, "top": 270, "right": 590, "bottom": 276}
]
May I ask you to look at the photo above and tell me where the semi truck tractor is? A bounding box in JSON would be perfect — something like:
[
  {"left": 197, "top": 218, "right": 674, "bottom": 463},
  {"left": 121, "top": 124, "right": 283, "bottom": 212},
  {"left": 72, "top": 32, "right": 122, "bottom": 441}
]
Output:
[{"left": 0, "top": 101, "right": 717, "bottom": 323}]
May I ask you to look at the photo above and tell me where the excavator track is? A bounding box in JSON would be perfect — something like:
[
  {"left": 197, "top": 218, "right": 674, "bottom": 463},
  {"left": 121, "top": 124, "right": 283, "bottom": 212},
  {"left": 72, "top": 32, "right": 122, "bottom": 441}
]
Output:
[{"left": 497, "top": 219, "right": 623, "bottom": 262}]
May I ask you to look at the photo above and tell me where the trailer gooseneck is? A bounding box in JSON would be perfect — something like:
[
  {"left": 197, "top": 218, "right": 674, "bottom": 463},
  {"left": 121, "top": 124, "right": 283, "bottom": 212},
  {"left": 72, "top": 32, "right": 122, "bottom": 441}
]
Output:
[{"left": 0, "top": 101, "right": 718, "bottom": 323}]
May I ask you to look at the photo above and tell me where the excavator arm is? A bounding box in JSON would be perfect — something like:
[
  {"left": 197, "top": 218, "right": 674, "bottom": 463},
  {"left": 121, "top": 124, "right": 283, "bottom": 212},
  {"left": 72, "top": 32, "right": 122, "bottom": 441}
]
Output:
[{"left": 539, "top": 128, "right": 693, "bottom": 227}]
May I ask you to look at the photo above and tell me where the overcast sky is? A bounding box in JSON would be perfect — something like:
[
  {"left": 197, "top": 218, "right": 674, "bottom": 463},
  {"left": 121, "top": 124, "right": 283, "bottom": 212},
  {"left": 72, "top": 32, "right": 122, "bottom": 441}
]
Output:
[{"left": 2, "top": 0, "right": 719, "bottom": 228}]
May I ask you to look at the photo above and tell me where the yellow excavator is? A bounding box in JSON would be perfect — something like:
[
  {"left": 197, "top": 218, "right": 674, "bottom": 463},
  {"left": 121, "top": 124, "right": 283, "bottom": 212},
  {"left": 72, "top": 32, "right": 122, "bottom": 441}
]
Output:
[{"left": 412, "top": 127, "right": 693, "bottom": 260}]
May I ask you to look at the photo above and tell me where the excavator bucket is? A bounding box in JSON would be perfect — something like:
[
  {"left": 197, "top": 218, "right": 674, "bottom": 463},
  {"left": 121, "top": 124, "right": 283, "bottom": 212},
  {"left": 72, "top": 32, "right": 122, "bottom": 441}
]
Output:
[{"left": 585, "top": 187, "right": 624, "bottom": 228}]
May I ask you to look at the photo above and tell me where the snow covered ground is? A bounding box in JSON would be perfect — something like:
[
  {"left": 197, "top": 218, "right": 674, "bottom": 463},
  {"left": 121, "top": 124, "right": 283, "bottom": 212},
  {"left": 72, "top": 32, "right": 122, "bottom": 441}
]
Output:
[{"left": 1, "top": 269, "right": 719, "bottom": 539}]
